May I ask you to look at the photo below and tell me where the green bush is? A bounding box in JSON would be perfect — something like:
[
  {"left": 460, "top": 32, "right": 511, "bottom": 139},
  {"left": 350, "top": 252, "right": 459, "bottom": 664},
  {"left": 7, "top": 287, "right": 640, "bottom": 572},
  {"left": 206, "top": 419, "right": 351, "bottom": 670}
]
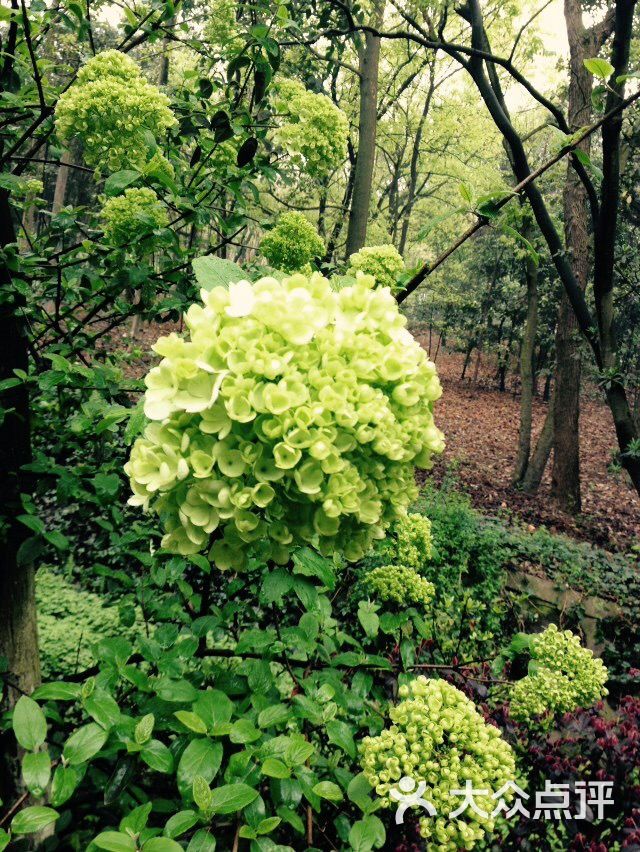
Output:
[{"left": 36, "top": 568, "right": 136, "bottom": 678}]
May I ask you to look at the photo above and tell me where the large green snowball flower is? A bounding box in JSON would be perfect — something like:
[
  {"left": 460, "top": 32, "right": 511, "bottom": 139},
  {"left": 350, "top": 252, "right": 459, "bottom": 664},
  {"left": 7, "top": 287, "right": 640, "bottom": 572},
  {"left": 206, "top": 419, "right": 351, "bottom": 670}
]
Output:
[
  {"left": 348, "top": 244, "right": 406, "bottom": 293},
  {"left": 360, "top": 677, "right": 516, "bottom": 852},
  {"left": 271, "top": 79, "right": 348, "bottom": 178},
  {"left": 509, "top": 624, "right": 608, "bottom": 726},
  {"left": 260, "top": 212, "right": 325, "bottom": 273},
  {"left": 101, "top": 187, "right": 168, "bottom": 245},
  {"left": 55, "top": 50, "right": 176, "bottom": 173},
  {"left": 361, "top": 563, "right": 435, "bottom": 610},
  {"left": 126, "top": 271, "right": 444, "bottom": 570}
]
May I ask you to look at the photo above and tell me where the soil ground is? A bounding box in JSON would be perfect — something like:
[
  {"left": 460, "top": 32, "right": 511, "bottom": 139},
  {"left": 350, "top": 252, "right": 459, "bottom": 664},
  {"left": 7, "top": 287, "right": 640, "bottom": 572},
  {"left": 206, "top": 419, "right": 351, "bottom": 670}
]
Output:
[{"left": 419, "top": 341, "right": 639, "bottom": 553}]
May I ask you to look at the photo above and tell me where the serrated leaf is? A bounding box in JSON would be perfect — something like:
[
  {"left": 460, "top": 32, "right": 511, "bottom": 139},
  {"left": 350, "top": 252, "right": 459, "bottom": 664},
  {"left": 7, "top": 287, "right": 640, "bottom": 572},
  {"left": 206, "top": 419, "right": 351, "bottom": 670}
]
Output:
[
  {"left": 261, "top": 758, "right": 290, "bottom": 779},
  {"left": 312, "top": 780, "right": 343, "bottom": 801},
  {"left": 584, "top": 57, "right": 614, "bottom": 80},
  {"left": 325, "top": 720, "right": 356, "bottom": 758},
  {"left": 93, "top": 831, "right": 137, "bottom": 851},
  {"left": 177, "top": 739, "right": 223, "bottom": 797},
  {"left": 208, "top": 783, "right": 259, "bottom": 814},
  {"left": 22, "top": 751, "right": 51, "bottom": 795},
  {"left": 63, "top": 722, "right": 108, "bottom": 765}
]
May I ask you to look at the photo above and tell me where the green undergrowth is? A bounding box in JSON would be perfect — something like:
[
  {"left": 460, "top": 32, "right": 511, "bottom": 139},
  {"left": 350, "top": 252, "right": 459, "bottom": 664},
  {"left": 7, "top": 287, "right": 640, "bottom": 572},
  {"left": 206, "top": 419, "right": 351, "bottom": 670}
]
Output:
[{"left": 36, "top": 567, "right": 139, "bottom": 678}]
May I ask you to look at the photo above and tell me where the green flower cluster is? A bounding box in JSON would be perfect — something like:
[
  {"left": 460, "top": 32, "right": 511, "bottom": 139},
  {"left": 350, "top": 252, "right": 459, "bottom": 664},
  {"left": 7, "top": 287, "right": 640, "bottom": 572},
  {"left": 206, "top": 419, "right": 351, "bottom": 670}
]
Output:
[
  {"left": 260, "top": 212, "right": 325, "bottom": 272},
  {"left": 509, "top": 624, "right": 609, "bottom": 725},
  {"left": 126, "top": 271, "right": 444, "bottom": 569},
  {"left": 348, "top": 244, "right": 406, "bottom": 293},
  {"left": 101, "top": 187, "right": 168, "bottom": 245},
  {"left": 55, "top": 50, "right": 176, "bottom": 172},
  {"left": 379, "top": 511, "right": 432, "bottom": 570},
  {"left": 271, "top": 79, "right": 348, "bottom": 177},
  {"left": 362, "top": 563, "right": 435, "bottom": 609},
  {"left": 360, "top": 677, "right": 516, "bottom": 851}
]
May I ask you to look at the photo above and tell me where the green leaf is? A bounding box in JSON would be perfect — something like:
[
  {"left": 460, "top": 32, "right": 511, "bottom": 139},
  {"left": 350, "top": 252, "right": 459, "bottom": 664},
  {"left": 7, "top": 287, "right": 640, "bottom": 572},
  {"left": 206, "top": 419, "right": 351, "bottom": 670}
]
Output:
[
  {"left": 347, "top": 773, "right": 374, "bottom": 812},
  {"left": 93, "top": 832, "right": 137, "bottom": 851},
  {"left": 312, "top": 781, "right": 343, "bottom": 801},
  {"left": 192, "top": 255, "right": 244, "bottom": 291},
  {"left": 120, "top": 803, "right": 152, "bottom": 835},
  {"left": 186, "top": 829, "right": 217, "bottom": 851},
  {"left": 155, "top": 677, "right": 198, "bottom": 703},
  {"left": 230, "top": 718, "right": 261, "bottom": 744},
  {"left": 349, "top": 815, "right": 386, "bottom": 851},
  {"left": 292, "top": 547, "right": 336, "bottom": 589},
  {"left": 177, "top": 739, "right": 223, "bottom": 797},
  {"left": 135, "top": 713, "right": 155, "bottom": 744},
  {"left": 63, "top": 722, "right": 108, "bottom": 765},
  {"left": 33, "top": 682, "right": 81, "bottom": 701},
  {"left": 0, "top": 829, "right": 10, "bottom": 852},
  {"left": 85, "top": 690, "right": 121, "bottom": 729},
  {"left": 193, "top": 774, "right": 214, "bottom": 813},
  {"left": 12, "top": 695, "right": 47, "bottom": 750},
  {"left": 257, "top": 704, "right": 290, "bottom": 729},
  {"left": 175, "top": 710, "right": 208, "bottom": 734},
  {"left": 22, "top": 751, "right": 51, "bottom": 795},
  {"left": 193, "top": 690, "right": 234, "bottom": 727},
  {"left": 11, "top": 806, "right": 59, "bottom": 835},
  {"left": 284, "top": 737, "right": 314, "bottom": 766},
  {"left": 141, "top": 739, "right": 174, "bottom": 773},
  {"left": 584, "top": 57, "right": 614, "bottom": 79},
  {"left": 357, "top": 602, "right": 379, "bottom": 639},
  {"left": 50, "top": 765, "right": 81, "bottom": 806},
  {"left": 164, "top": 810, "right": 199, "bottom": 839},
  {"left": 208, "top": 783, "right": 259, "bottom": 814},
  {"left": 325, "top": 720, "right": 356, "bottom": 759},
  {"left": 104, "top": 169, "right": 140, "bottom": 197},
  {"left": 261, "top": 758, "right": 290, "bottom": 779},
  {"left": 256, "top": 816, "right": 281, "bottom": 834},
  {"left": 143, "top": 840, "right": 185, "bottom": 852}
]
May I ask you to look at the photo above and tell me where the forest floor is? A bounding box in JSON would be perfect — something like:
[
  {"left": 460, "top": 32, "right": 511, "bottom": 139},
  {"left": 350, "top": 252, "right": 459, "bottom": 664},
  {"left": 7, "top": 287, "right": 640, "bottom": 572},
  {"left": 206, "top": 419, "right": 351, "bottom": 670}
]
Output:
[
  {"left": 418, "top": 339, "right": 639, "bottom": 554},
  {"left": 111, "top": 320, "right": 639, "bottom": 554}
]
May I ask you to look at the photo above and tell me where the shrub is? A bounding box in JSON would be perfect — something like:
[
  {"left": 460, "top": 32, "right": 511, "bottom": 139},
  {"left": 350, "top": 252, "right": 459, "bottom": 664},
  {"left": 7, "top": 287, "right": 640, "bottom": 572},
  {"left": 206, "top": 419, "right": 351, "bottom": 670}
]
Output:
[
  {"left": 126, "top": 271, "right": 445, "bottom": 568},
  {"left": 259, "top": 212, "right": 325, "bottom": 272},
  {"left": 360, "top": 563, "right": 435, "bottom": 610},
  {"left": 509, "top": 625, "right": 609, "bottom": 726},
  {"left": 36, "top": 568, "right": 136, "bottom": 678},
  {"left": 348, "top": 245, "right": 406, "bottom": 293},
  {"left": 360, "top": 676, "right": 516, "bottom": 851}
]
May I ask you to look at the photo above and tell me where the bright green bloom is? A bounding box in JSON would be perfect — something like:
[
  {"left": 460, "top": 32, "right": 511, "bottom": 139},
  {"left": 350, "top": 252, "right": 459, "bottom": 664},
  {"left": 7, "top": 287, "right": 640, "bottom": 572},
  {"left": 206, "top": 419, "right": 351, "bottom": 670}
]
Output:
[
  {"left": 126, "top": 271, "right": 444, "bottom": 569},
  {"left": 376, "top": 511, "right": 432, "bottom": 570},
  {"left": 509, "top": 624, "right": 609, "bottom": 726},
  {"left": 348, "top": 244, "right": 406, "bottom": 293},
  {"left": 360, "top": 677, "right": 516, "bottom": 852},
  {"left": 56, "top": 50, "right": 176, "bottom": 173},
  {"left": 271, "top": 79, "right": 348, "bottom": 178},
  {"left": 260, "top": 212, "right": 325, "bottom": 272},
  {"left": 101, "top": 188, "right": 168, "bottom": 245},
  {"left": 362, "top": 563, "right": 435, "bottom": 610}
]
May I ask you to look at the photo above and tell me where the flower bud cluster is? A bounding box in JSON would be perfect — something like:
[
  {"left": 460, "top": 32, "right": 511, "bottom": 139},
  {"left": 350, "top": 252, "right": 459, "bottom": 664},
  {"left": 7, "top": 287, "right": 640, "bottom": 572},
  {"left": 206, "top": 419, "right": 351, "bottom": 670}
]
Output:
[
  {"left": 55, "top": 50, "right": 176, "bottom": 173},
  {"left": 348, "top": 244, "right": 406, "bottom": 293},
  {"left": 271, "top": 79, "right": 348, "bottom": 178},
  {"left": 360, "top": 677, "right": 516, "bottom": 851},
  {"left": 510, "top": 624, "right": 609, "bottom": 725},
  {"left": 260, "top": 212, "right": 325, "bottom": 273},
  {"left": 125, "top": 271, "right": 444, "bottom": 569},
  {"left": 362, "top": 563, "right": 435, "bottom": 610},
  {"left": 101, "top": 187, "right": 168, "bottom": 245},
  {"left": 379, "top": 512, "right": 433, "bottom": 570}
]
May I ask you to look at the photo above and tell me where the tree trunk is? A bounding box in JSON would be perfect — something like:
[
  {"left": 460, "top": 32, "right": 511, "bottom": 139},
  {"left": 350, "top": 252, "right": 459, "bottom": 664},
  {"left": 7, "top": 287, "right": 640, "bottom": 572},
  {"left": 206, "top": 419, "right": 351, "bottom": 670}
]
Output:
[
  {"left": 52, "top": 149, "right": 72, "bottom": 215},
  {"left": 345, "top": 1, "right": 384, "bottom": 258},
  {"left": 550, "top": 0, "right": 595, "bottom": 513},
  {"left": 522, "top": 390, "right": 555, "bottom": 493},
  {"left": 513, "top": 220, "right": 539, "bottom": 484},
  {"left": 0, "top": 189, "right": 40, "bottom": 804}
]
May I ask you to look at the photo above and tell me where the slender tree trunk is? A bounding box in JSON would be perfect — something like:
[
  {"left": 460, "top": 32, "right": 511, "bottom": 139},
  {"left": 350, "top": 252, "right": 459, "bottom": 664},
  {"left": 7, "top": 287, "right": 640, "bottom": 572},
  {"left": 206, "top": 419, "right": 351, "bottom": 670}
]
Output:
[
  {"left": 0, "top": 189, "right": 40, "bottom": 804},
  {"left": 522, "top": 390, "right": 556, "bottom": 493},
  {"left": 551, "top": 0, "right": 595, "bottom": 513},
  {"left": 52, "top": 149, "right": 72, "bottom": 215},
  {"left": 345, "top": 0, "right": 384, "bottom": 257},
  {"left": 513, "top": 220, "right": 539, "bottom": 484}
]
